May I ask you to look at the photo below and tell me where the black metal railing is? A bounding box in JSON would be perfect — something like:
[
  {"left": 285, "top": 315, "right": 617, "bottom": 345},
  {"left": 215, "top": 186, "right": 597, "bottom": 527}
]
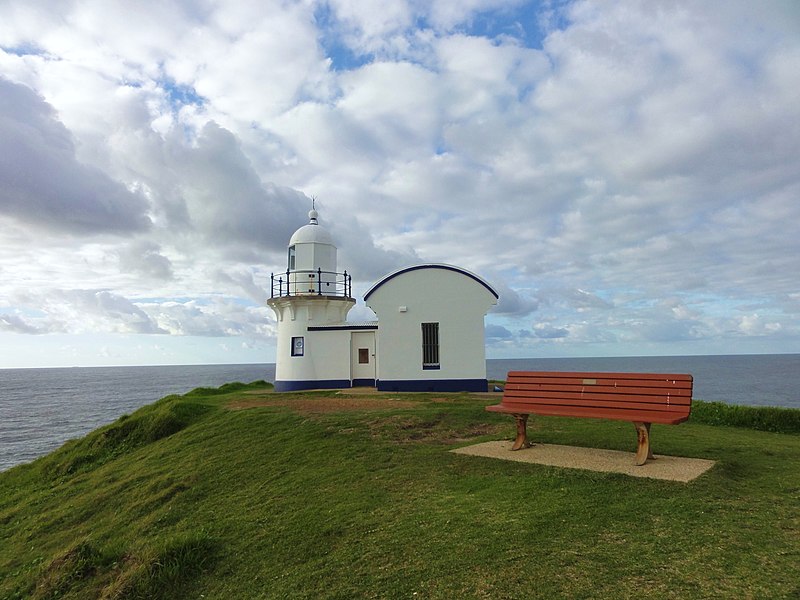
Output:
[{"left": 270, "top": 268, "right": 352, "bottom": 299}]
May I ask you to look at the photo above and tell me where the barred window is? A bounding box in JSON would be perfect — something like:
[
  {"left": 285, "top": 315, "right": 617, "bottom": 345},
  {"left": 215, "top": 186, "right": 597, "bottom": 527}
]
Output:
[{"left": 421, "top": 322, "right": 440, "bottom": 369}]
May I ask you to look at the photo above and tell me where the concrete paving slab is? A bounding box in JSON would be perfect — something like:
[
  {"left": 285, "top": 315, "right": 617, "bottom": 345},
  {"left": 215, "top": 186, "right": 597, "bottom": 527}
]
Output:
[{"left": 451, "top": 440, "right": 716, "bottom": 482}]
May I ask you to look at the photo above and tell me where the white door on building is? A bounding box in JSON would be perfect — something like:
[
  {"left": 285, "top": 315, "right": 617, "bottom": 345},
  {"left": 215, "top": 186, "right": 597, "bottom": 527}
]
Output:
[{"left": 351, "top": 331, "right": 376, "bottom": 386}]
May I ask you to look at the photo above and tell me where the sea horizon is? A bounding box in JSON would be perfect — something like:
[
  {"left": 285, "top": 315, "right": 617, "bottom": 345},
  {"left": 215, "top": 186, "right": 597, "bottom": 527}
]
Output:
[
  {"left": 1, "top": 353, "right": 798, "bottom": 471},
  {"left": 3, "top": 350, "right": 798, "bottom": 371}
]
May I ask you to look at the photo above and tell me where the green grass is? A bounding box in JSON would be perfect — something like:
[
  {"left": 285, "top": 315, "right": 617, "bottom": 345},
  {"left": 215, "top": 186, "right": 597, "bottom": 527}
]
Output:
[
  {"left": 1, "top": 383, "right": 799, "bottom": 599},
  {"left": 690, "top": 399, "right": 800, "bottom": 434}
]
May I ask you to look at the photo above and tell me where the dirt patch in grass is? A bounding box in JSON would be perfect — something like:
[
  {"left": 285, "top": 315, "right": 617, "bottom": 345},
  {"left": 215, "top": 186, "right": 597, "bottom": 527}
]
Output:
[
  {"left": 365, "top": 414, "right": 509, "bottom": 445},
  {"left": 227, "top": 395, "right": 418, "bottom": 414}
]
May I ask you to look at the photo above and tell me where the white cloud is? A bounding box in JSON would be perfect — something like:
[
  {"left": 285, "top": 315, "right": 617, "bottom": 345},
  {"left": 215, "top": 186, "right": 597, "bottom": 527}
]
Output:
[
  {"left": 0, "top": 77, "right": 151, "bottom": 234},
  {"left": 491, "top": 281, "right": 539, "bottom": 317},
  {"left": 9, "top": 289, "right": 166, "bottom": 335},
  {"left": 215, "top": 266, "right": 270, "bottom": 305},
  {"left": 323, "top": 0, "right": 413, "bottom": 57},
  {"left": 0, "top": 313, "right": 43, "bottom": 334},
  {"left": 161, "top": 121, "right": 309, "bottom": 255},
  {"left": 533, "top": 323, "right": 569, "bottom": 339},
  {"left": 145, "top": 299, "right": 274, "bottom": 339},
  {"left": 117, "top": 241, "right": 174, "bottom": 281},
  {"left": 1, "top": 0, "right": 799, "bottom": 365}
]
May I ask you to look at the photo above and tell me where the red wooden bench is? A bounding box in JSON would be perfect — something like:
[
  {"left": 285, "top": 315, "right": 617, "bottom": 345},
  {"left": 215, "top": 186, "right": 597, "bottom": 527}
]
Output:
[{"left": 486, "top": 371, "right": 693, "bottom": 465}]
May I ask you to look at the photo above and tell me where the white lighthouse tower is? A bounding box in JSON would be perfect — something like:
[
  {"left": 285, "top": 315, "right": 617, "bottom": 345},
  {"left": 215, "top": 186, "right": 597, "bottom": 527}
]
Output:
[{"left": 268, "top": 207, "right": 356, "bottom": 391}]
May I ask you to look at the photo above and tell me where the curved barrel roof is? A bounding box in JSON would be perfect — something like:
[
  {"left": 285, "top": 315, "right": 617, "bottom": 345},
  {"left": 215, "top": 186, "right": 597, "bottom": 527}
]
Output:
[{"left": 363, "top": 263, "right": 498, "bottom": 302}]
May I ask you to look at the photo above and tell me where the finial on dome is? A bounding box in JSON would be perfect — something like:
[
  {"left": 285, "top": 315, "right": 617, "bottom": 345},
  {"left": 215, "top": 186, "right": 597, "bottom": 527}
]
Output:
[{"left": 308, "top": 196, "right": 319, "bottom": 225}]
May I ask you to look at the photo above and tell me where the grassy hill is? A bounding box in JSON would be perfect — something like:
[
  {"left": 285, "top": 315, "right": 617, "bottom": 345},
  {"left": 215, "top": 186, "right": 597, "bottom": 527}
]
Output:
[{"left": 1, "top": 382, "right": 799, "bottom": 599}]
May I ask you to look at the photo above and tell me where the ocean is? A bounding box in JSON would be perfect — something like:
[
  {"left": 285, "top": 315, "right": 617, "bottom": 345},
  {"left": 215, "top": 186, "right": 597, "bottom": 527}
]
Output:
[{"left": 1, "top": 354, "right": 798, "bottom": 472}]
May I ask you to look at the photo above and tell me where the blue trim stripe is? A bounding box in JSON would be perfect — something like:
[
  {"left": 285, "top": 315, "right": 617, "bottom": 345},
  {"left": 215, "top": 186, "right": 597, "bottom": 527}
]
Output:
[
  {"left": 376, "top": 379, "right": 488, "bottom": 393},
  {"left": 274, "top": 379, "right": 352, "bottom": 392},
  {"left": 363, "top": 264, "right": 498, "bottom": 301},
  {"left": 273, "top": 378, "right": 486, "bottom": 392}
]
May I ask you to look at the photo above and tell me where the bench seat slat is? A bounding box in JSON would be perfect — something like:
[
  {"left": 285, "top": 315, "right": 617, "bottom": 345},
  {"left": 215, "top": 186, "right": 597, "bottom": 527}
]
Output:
[
  {"left": 501, "top": 390, "right": 691, "bottom": 405},
  {"left": 486, "top": 403, "right": 690, "bottom": 425},
  {"left": 497, "top": 395, "right": 691, "bottom": 414},
  {"left": 505, "top": 385, "right": 692, "bottom": 400}
]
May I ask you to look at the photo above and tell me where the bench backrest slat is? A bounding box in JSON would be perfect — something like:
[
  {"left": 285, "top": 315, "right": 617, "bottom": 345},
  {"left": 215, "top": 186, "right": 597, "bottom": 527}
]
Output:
[
  {"left": 501, "top": 394, "right": 691, "bottom": 411},
  {"left": 497, "top": 371, "right": 693, "bottom": 425},
  {"left": 507, "top": 371, "right": 693, "bottom": 387},
  {"left": 504, "top": 385, "right": 692, "bottom": 398}
]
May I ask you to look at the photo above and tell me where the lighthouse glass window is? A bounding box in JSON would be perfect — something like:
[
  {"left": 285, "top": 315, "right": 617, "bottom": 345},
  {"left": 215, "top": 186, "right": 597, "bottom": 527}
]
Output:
[{"left": 291, "top": 336, "right": 304, "bottom": 357}]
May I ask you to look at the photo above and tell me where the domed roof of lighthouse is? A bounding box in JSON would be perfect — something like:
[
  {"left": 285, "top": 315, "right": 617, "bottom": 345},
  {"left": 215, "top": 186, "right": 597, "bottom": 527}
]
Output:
[{"left": 289, "top": 208, "right": 334, "bottom": 245}]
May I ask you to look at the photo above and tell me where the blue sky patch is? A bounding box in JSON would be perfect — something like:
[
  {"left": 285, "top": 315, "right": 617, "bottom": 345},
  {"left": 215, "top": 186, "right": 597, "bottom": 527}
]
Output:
[
  {"left": 313, "top": 4, "right": 374, "bottom": 71},
  {"left": 159, "top": 77, "right": 205, "bottom": 108},
  {"left": 1, "top": 43, "right": 46, "bottom": 57},
  {"left": 454, "top": 1, "right": 573, "bottom": 48},
  {"left": 460, "top": 3, "right": 547, "bottom": 48}
]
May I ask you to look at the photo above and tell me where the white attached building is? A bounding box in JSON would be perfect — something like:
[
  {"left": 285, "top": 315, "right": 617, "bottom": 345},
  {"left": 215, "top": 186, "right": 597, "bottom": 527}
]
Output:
[{"left": 268, "top": 209, "right": 498, "bottom": 392}]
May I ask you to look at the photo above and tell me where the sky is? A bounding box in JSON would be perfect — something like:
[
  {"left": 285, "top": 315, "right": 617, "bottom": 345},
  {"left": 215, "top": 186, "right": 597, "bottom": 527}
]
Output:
[{"left": 0, "top": 0, "right": 799, "bottom": 368}]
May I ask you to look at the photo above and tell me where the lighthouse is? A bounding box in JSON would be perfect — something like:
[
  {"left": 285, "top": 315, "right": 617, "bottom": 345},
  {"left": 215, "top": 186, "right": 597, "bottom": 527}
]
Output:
[
  {"left": 269, "top": 205, "right": 499, "bottom": 393},
  {"left": 268, "top": 208, "right": 359, "bottom": 391}
]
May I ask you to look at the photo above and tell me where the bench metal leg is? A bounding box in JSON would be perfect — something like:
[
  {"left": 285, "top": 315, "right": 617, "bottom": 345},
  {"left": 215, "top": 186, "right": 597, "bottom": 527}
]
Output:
[
  {"left": 511, "top": 414, "right": 531, "bottom": 450},
  {"left": 633, "top": 421, "right": 654, "bottom": 465}
]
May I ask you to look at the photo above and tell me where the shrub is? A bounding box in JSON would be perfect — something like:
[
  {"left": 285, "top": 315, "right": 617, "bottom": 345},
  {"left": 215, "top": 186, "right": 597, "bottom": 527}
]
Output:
[{"left": 691, "top": 400, "right": 800, "bottom": 434}]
